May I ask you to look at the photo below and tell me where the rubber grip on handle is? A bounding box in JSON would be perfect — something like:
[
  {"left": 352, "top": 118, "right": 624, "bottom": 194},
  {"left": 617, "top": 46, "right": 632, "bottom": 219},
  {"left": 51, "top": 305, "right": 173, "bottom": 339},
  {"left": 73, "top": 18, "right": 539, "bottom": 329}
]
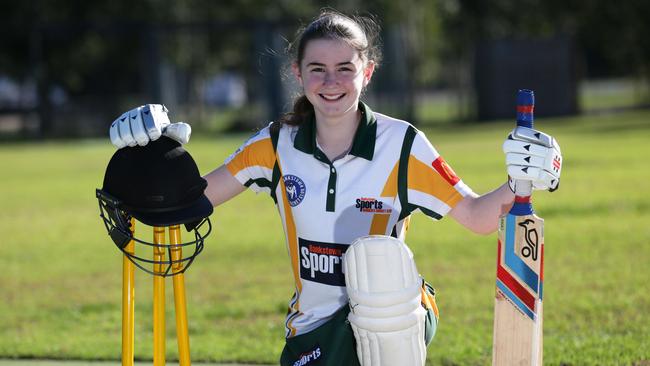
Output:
[
  {"left": 516, "top": 89, "right": 534, "bottom": 129},
  {"left": 512, "top": 89, "right": 534, "bottom": 209}
]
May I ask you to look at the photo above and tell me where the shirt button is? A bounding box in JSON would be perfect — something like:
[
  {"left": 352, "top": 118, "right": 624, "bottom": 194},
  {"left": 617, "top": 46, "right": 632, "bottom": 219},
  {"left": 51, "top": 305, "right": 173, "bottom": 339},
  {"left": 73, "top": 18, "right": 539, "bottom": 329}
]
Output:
[
  {"left": 329, "top": 189, "right": 335, "bottom": 194},
  {"left": 331, "top": 167, "right": 336, "bottom": 173}
]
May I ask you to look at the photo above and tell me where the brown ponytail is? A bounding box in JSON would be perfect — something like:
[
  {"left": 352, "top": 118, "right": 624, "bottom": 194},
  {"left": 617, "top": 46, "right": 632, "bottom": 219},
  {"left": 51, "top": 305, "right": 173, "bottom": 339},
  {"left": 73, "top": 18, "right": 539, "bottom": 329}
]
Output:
[{"left": 273, "top": 95, "right": 314, "bottom": 133}]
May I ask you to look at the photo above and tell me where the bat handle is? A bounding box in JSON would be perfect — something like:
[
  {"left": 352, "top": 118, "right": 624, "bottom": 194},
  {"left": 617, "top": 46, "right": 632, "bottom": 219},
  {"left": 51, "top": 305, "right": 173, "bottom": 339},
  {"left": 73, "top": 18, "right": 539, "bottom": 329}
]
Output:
[{"left": 512, "top": 89, "right": 534, "bottom": 214}]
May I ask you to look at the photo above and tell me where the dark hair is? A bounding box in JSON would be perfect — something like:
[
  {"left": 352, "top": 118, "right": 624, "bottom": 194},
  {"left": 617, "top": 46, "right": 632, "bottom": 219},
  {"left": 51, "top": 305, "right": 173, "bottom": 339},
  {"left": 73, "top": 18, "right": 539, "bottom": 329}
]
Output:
[{"left": 274, "top": 10, "right": 382, "bottom": 131}]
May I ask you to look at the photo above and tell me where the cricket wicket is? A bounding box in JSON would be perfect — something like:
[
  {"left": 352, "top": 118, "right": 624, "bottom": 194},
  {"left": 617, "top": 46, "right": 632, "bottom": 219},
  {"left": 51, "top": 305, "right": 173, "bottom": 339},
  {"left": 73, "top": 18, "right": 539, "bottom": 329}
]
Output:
[
  {"left": 122, "top": 219, "right": 136, "bottom": 366},
  {"left": 122, "top": 221, "right": 192, "bottom": 366}
]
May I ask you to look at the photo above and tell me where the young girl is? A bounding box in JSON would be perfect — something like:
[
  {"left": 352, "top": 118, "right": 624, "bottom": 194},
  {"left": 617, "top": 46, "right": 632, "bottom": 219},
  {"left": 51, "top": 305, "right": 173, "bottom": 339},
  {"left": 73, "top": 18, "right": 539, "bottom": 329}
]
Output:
[{"left": 109, "top": 10, "right": 562, "bottom": 366}]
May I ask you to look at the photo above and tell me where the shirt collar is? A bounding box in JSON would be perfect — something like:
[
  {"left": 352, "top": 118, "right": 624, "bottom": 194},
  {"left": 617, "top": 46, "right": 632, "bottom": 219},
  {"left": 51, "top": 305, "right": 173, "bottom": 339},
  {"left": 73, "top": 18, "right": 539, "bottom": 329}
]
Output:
[{"left": 293, "top": 102, "right": 377, "bottom": 161}]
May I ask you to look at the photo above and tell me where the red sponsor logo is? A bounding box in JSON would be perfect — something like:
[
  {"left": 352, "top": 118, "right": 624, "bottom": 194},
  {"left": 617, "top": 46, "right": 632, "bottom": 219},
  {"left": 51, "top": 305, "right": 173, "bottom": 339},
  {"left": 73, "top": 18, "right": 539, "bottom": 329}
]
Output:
[
  {"left": 432, "top": 157, "right": 460, "bottom": 186},
  {"left": 308, "top": 244, "right": 342, "bottom": 257},
  {"left": 552, "top": 156, "right": 562, "bottom": 172}
]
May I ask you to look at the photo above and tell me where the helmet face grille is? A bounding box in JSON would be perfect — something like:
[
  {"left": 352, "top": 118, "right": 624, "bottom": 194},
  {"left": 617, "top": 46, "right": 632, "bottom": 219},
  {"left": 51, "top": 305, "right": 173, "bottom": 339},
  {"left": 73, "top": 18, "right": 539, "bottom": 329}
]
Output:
[
  {"left": 97, "top": 189, "right": 211, "bottom": 277},
  {"left": 96, "top": 137, "right": 213, "bottom": 276}
]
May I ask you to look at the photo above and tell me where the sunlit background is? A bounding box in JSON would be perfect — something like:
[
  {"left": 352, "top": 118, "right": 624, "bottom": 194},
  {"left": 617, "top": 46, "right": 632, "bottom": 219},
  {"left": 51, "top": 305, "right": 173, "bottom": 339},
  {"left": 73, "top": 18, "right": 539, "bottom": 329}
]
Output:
[
  {"left": 1, "top": 2, "right": 649, "bottom": 365},
  {"left": 1, "top": 0, "right": 648, "bottom": 138}
]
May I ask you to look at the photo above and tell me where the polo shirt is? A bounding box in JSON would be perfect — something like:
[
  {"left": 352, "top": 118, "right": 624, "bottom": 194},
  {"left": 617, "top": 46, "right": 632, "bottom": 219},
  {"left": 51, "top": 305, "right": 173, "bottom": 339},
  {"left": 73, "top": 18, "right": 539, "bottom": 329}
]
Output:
[{"left": 225, "top": 102, "right": 473, "bottom": 338}]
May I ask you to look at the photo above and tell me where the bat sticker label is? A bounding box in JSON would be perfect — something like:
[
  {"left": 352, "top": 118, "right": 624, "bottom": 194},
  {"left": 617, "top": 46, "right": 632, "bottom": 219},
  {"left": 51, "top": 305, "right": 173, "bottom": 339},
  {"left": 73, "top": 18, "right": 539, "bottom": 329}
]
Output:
[{"left": 518, "top": 219, "right": 539, "bottom": 261}]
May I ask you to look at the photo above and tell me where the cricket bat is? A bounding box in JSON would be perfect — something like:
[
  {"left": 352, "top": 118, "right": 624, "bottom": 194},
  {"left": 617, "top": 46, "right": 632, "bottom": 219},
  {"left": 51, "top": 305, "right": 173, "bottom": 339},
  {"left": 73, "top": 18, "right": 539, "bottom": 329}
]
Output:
[{"left": 492, "top": 89, "right": 544, "bottom": 366}]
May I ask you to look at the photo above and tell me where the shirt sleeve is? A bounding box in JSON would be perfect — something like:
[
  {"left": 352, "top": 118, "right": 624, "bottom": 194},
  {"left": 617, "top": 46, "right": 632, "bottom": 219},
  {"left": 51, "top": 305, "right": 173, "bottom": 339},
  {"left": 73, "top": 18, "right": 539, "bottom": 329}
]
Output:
[
  {"left": 224, "top": 126, "right": 276, "bottom": 194},
  {"left": 406, "top": 129, "right": 474, "bottom": 220}
]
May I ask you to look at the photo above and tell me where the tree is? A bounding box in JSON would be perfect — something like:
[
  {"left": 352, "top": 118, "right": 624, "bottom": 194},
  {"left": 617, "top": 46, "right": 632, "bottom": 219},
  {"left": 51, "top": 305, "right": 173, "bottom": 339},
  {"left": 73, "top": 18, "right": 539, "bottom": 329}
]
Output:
[{"left": 436, "top": 0, "right": 650, "bottom": 85}]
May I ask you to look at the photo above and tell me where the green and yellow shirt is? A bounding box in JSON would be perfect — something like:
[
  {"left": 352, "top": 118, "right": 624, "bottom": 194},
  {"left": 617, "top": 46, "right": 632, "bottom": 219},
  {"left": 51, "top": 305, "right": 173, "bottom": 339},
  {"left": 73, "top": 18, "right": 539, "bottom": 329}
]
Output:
[{"left": 225, "top": 103, "right": 473, "bottom": 338}]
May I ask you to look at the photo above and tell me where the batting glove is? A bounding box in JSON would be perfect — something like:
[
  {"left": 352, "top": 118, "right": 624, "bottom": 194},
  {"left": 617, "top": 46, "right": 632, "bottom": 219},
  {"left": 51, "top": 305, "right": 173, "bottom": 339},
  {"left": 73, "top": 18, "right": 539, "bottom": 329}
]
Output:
[
  {"left": 503, "top": 126, "right": 563, "bottom": 192},
  {"left": 109, "top": 104, "right": 191, "bottom": 148}
]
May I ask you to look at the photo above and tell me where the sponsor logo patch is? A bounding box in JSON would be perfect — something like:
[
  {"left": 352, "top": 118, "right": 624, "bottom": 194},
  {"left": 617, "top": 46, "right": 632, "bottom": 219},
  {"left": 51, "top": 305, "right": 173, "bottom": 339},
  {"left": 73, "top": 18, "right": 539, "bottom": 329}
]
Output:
[
  {"left": 292, "top": 345, "right": 322, "bottom": 366},
  {"left": 355, "top": 197, "right": 392, "bottom": 214},
  {"left": 299, "top": 238, "right": 348, "bottom": 286},
  {"left": 431, "top": 157, "right": 460, "bottom": 186},
  {"left": 284, "top": 175, "right": 306, "bottom": 207},
  {"left": 552, "top": 155, "right": 562, "bottom": 172}
]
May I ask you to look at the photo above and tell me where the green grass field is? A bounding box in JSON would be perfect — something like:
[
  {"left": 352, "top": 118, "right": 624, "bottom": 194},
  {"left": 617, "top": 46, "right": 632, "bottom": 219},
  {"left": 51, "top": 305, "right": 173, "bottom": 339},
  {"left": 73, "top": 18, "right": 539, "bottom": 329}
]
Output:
[{"left": 1, "top": 109, "right": 649, "bottom": 365}]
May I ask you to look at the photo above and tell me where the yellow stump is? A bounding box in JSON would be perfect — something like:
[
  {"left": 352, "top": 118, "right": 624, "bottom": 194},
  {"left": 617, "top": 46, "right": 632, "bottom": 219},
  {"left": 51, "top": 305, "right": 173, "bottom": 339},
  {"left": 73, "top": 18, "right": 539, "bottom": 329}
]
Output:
[
  {"left": 153, "top": 227, "right": 166, "bottom": 366},
  {"left": 169, "top": 225, "right": 191, "bottom": 366},
  {"left": 122, "top": 219, "right": 135, "bottom": 366}
]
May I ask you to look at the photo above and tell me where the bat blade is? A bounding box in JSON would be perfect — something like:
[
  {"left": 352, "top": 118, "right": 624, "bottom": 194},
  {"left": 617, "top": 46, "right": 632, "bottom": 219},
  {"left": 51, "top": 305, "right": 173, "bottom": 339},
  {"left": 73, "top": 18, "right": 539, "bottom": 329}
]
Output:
[{"left": 493, "top": 208, "right": 544, "bottom": 366}]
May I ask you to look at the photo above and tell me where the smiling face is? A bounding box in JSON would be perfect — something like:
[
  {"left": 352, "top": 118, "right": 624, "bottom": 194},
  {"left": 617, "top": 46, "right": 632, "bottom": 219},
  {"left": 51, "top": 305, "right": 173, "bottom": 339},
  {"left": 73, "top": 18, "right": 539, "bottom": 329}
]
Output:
[{"left": 294, "top": 38, "right": 375, "bottom": 125}]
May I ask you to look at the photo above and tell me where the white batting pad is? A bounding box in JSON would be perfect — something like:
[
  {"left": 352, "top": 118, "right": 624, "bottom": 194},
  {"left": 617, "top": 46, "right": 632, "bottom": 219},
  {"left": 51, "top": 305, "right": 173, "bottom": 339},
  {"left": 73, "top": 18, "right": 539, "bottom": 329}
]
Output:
[{"left": 344, "top": 235, "right": 427, "bottom": 366}]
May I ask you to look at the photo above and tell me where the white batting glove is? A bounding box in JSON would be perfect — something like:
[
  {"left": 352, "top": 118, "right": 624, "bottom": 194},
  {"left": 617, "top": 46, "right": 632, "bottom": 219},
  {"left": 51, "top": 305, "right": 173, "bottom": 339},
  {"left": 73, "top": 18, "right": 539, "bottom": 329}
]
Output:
[
  {"left": 503, "top": 126, "right": 563, "bottom": 192},
  {"left": 109, "top": 104, "right": 192, "bottom": 148}
]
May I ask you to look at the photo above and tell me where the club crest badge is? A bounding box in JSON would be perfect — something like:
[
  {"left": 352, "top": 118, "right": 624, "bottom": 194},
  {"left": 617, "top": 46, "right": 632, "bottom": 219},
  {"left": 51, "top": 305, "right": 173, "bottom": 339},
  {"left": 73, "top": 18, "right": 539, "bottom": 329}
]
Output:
[{"left": 284, "top": 175, "right": 306, "bottom": 207}]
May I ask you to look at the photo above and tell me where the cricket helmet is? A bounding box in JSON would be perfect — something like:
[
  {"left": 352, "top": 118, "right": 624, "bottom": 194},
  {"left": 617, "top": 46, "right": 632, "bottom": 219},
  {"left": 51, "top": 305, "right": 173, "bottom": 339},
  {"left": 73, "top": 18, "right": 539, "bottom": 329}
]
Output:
[{"left": 96, "top": 136, "right": 213, "bottom": 276}]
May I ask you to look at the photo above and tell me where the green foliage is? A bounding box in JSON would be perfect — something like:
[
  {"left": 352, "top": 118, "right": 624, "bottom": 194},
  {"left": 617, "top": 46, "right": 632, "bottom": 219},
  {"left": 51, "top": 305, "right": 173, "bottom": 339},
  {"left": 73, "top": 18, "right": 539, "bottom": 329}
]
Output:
[
  {"left": 3, "top": 1, "right": 648, "bottom": 101},
  {"left": 0, "top": 110, "right": 649, "bottom": 365},
  {"left": 437, "top": 0, "right": 650, "bottom": 82}
]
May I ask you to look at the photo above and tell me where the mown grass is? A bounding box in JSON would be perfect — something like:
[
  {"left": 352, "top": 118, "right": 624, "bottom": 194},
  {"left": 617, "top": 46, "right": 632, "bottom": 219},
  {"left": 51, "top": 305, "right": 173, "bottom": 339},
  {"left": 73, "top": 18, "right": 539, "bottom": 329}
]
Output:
[{"left": 0, "top": 109, "right": 649, "bottom": 365}]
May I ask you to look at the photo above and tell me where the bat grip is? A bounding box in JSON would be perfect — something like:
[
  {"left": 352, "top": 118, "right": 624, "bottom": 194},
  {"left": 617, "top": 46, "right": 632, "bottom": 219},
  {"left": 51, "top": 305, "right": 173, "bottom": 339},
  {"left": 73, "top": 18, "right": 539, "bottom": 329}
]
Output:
[{"left": 511, "top": 89, "right": 534, "bottom": 214}]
